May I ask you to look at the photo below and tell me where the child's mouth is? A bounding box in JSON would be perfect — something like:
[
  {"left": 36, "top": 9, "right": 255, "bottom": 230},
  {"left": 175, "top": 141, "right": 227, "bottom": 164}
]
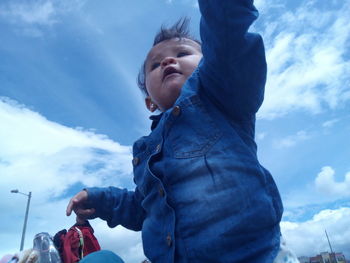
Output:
[{"left": 163, "top": 67, "right": 181, "bottom": 81}]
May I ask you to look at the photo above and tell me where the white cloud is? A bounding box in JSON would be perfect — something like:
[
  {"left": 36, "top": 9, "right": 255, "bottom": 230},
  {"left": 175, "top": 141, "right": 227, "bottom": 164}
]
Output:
[
  {"left": 164, "top": 0, "right": 199, "bottom": 8},
  {"left": 0, "top": 97, "right": 144, "bottom": 261},
  {"left": 258, "top": 1, "right": 350, "bottom": 119},
  {"left": 281, "top": 207, "right": 350, "bottom": 259},
  {"left": 192, "top": 2, "right": 199, "bottom": 9},
  {"left": 0, "top": 97, "right": 133, "bottom": 195},
  {"left": 315, "top": 167, "right": 350, "bottom": 198},
  {"left": 274, "top": 130, "right": 310, "bottom": 148},
  {"left": 254, "top": 0, "right": 266, "bottom": 10},
  {"left": 283, "top": 165, "right": 350, "bottom": 210},
  {"left": 322, "top": 118, "right": 339, "bottom": 128},
  {"left": 0, "top": 1, "right": 56, "bottom": 26},
  {"left": 254, "top": 0, "right": 284, "bottom": 16},
  {"left": 0, "top": 0, "right": 86, "bottom": 33},
  {"left": 92, "top": 223, "right": 144, "bottom": 262},
  {"left": 257, "top": 132, "right": 266, "bottom": 140}
]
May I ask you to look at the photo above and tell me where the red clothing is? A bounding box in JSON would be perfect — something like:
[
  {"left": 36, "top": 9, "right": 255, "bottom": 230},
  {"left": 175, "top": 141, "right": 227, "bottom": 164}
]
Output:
[{"left": 54, "top": 221, "right": 101, "bottom": 263}]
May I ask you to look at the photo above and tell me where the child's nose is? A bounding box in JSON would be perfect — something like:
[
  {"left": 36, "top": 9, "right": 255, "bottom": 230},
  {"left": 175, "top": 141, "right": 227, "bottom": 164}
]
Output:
[{"left": 161, "top": 57, "right": 176, "bottom": 68}]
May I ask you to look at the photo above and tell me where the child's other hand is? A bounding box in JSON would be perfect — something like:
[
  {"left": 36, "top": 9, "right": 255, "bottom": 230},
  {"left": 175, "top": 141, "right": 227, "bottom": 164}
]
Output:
[{"left": 66, "top": 190, "right": 96, "bottom": 220}]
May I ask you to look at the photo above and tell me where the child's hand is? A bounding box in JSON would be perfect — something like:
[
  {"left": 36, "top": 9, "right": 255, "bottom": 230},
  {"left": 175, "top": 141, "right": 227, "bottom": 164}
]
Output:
[{"left": 66, "top": 190, "right": 96, "bottom": 220}]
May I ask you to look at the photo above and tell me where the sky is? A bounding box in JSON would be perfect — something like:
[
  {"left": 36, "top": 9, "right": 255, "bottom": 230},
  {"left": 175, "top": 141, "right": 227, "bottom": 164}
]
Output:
[{"left": 0, "top": 0, "right": 349, "bottom": 262}]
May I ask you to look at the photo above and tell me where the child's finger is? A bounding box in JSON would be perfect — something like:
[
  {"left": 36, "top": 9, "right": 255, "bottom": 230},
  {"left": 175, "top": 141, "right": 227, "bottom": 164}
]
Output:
[
  {"left": 66, "top": 191, "right": 87, "bottom": 216},
  {"left": 66, "top": 198, "right": 75, "bottom": 216},
  {"left": 66, "top": 197, "right": 81, "bottom": 216}
]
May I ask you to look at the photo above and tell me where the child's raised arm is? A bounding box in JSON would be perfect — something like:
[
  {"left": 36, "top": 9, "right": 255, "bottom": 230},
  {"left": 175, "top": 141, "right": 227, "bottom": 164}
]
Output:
[{"left": 198, "top": 0, "right": 266, "bottom": 120}]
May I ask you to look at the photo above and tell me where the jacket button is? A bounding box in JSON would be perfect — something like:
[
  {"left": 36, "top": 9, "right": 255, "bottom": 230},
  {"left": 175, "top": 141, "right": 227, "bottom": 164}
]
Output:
[
  {"left": 132, "top": 157, "right": 139, "bottom": 166},
  {"left": 158, "top": 186, "right": 164, "bottom": 197},
  {"left": 166, "top": 234, "right": 172, "bottom": 247},
  {"left": 172, "top": 106, "right": 181, "bottom": 116}
]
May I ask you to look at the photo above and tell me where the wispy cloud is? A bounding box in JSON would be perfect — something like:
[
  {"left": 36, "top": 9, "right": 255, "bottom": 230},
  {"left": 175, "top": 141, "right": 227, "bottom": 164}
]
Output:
[
  {"left": 163, "top": 0, "right": 198, "bottom": 8},
  {"left": 256, "top": 132, "right": 266, "bottom": 140},
  {"left": 192, "top": 2, "right": 199, "bottom": 9},
  {"left": 254, "top": 0, "right": 284, "bottom": 15},
  {"left": 258, "top": 1, "right": 350, "bottom": 119},
  {"left": 322, "top": 118, "right": 339, "bottom": 128},
  {"left": 281, "top": 207, "right": 350, "bottom": 258},
  {"left": 0, "top": 0, "right": 86, "bottom": 36},
  {"left": 1, "top": 1, "right": 54, "bottom": 26},
  {"left": 274, "top": 130, "right": 310, "bottom": 148},
  {"left": 0, "top": 1, "right": 56, "bottom": 25}
]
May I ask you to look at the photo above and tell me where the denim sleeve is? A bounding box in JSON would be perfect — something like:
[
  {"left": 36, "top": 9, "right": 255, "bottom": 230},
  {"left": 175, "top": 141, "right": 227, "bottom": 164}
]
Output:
[
  {"left": 198, "top": 0, "right": 266, "bottom": 120},
  {"left": 86, "top": 186, "right": 145, "bottom": 231}
]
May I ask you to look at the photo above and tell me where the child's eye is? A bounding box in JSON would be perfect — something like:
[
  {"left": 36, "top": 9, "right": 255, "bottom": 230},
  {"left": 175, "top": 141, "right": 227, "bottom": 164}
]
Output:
[
  {"left": 177, "top": 51, "right": 190, "bottom": 57},
  {"left": 151, "top": 62, "right": 160, "bottom": 70}
]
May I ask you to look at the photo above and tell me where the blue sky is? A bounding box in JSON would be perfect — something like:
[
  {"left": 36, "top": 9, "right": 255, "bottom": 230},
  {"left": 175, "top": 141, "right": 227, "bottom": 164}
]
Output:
[{"left": 1, "top": 0, "right": 349, "bottom": 261}]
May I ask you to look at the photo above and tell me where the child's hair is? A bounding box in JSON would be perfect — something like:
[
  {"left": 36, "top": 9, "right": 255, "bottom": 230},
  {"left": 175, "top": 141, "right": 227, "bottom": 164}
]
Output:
[{"left": 137, "top": 17, "right": 201, "bottom": 96}]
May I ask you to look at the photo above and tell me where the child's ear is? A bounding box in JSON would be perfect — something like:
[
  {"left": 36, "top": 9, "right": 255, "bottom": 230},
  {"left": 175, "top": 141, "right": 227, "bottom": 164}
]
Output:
[{"left": 145, "top": 96, "right": 158, "bottom": 112}]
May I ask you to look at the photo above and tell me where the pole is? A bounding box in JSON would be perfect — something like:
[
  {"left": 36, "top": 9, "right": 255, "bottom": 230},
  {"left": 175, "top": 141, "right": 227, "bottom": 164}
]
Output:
[
  {"left": 20, "top": 191, "right": 31, "bottom": 251},
  {"left": 325, "top": 229, "right": 333, "bottom": 253},
  {"left": 325, "top": 229, "right": 337, "bottom": 263}
]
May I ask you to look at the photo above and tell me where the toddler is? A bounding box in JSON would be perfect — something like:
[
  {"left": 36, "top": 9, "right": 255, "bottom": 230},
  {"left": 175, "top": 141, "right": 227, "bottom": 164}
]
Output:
[{"left": 67, "top": 1, "right": 297, "bottom": 262}]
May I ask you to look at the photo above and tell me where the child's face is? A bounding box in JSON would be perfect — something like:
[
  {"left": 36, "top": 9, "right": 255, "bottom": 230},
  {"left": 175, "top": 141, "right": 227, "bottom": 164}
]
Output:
[{"left": 144, "top": 38, "right": 202, "bottom": 112}]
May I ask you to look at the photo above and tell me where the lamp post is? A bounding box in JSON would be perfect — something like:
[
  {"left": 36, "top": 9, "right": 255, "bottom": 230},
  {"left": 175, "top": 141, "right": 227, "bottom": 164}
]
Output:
[{"left": 11, "top": 189, "right": 32, "bottom": 251}]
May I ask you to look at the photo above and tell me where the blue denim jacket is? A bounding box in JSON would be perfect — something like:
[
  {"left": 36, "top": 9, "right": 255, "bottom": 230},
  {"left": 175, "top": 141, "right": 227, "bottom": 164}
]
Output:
[{"left": 87, "top": 0, "right": 283, "bottom": 262}]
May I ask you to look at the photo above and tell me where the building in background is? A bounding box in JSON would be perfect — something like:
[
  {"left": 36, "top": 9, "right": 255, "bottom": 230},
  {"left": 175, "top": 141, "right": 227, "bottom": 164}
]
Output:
[
  {"left": 298, "top": 252, "right": 346, "bottom": 263},
  {"left": 298, "top": 256, "right": 310, "bottom": 263}
]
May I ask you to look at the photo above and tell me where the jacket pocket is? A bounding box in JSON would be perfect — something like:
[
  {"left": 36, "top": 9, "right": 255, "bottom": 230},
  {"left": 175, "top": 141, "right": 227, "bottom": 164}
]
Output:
[{"left": 168, "top": 95, "right": 222, "bottom": 158}]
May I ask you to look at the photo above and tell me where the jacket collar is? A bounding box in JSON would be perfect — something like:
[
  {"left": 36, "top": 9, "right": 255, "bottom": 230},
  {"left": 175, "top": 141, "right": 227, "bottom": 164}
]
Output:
[{"left": 150, "top": 113, "right": 163, "bottom": 131}]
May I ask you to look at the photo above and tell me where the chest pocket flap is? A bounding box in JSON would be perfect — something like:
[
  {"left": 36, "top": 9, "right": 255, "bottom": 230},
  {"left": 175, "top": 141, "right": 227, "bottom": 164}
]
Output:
[{"left": 167, "top": 95, "right": 222, "bottom": 158}]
